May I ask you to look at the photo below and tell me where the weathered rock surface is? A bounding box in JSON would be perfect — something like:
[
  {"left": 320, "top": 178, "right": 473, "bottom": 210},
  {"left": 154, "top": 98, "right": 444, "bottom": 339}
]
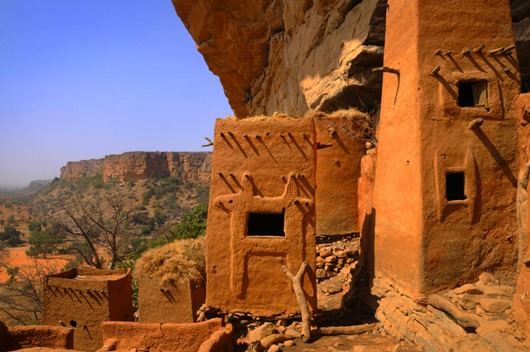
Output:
[
  {"left": 512, "top": 0, "right": 530, "bottom": 91},
  {"left": 173, "top": 0, "right": 529, "bottom": 117},
  {"left": 60, "top": 151, "right": 211, "bottom": 185},
  {"left": 60, "top": 158, "right": 104, "bottom": 180},
  {"left": 372, "top": 275, "right": 530, "bottom": 351}
]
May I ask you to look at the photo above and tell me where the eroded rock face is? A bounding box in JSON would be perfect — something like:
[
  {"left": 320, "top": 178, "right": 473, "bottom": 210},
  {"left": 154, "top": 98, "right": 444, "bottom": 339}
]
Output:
[
  {"left": 60, "top": 159, "right": 104, "bottom": 181},
  {"left": 103, "top": 152, "right": 170, "bottom": 182},
  {"left": 60, "top": 152, "right": 211, "bottom": 184},
  {"left": 512, "top": 0, "right": 530, "bottom": 91},
  {"left": 173, "top": 0, "right": 529, "bottom": 117}
]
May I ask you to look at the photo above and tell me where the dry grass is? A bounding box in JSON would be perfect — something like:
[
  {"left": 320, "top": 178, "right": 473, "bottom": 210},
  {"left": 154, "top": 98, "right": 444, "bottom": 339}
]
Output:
[
  {"left": 306, "top": 107, "right": 369, "bottom": 120},
  {"left": 225, "top": 112, "right": 297, "bottom": 120},
  {"left": 307, "top": 108, "right": 373, "bottom": 140},
  {"left": 223, "top": 109, "right": 373, "bottom": 140},
  {"left": 134, "top": 236, "right": 205, "bottom": 287}
]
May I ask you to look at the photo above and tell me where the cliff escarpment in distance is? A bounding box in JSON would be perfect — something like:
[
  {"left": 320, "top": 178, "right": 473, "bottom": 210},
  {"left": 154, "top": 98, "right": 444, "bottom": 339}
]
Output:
[{"left": 60, "top": 152, "right": 211, "bottom": 185}]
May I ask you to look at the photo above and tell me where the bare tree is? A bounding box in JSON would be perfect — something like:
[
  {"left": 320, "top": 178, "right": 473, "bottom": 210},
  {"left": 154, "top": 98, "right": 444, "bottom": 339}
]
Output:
[
  {"left": 50, "top": 193, "right": 104, "bottom": 269},
  {"left": 48, "top": 186, "right": 138, "bottom": 269},
  {"left": 0, "top": 260, "right": 60, "bottom": 325},
  {"left": 85, "top": 190, "right": 134, "bottom": 269}
]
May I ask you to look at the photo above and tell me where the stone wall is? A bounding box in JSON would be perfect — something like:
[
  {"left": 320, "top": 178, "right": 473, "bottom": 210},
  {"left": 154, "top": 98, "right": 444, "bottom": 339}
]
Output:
[{"left": 60, "top": 151, "right": 211, "bottom": 185}]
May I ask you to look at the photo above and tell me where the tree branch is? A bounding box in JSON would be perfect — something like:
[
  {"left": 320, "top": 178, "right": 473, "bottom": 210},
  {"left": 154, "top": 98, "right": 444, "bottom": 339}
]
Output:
[{"left": 281, "top": 261, "right": 312, "bottom": 341}]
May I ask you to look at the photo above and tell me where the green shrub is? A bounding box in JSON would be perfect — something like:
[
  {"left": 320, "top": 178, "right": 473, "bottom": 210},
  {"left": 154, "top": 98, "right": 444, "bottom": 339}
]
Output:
[
  {"left": 0, "top": 227, "right": 23, "bottom": 247},
  {"left": 169, "top": 204, "right": 208, "bottom": 240},
  {"left": 6, "top": 215, "right": 16, "bottom": 226},
  {"left": 27, "top": 220, "right": 43, "bottom": 232}
]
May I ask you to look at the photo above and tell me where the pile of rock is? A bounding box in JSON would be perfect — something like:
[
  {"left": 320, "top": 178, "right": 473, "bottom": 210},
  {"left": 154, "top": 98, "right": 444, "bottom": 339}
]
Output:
[
  {"left": 315, "top": 239, "right": 360, "bottom": 281},
  {"left": 244, "top": 320, "right": 302, "bottom": 352},
  {"left": 315, "top": 238, "right": 364, "bottom": 311},
  {"left": 446, "top": 272, "right": 514, "bottom": 319},
  {"left": 373, "top": 273, "right": 529, "bottom": 351}
]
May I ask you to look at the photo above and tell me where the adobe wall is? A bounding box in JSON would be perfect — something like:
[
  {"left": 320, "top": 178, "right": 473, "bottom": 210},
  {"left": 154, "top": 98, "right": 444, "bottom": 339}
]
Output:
[
  {"left": 358, "top": 148, "right": 376, "bottom": 278},
  {"left": 108, "top": 277, "right": 134, "bottom": 322},
  {"left": 205, "top": 117, "right": 317, "bottom": 316},
  {"left": 314, "top": 115, "right": 366, "bottom": 236},
  {"left": 515, "top": 244, "right": 530, "bottom": 331},
  {"left": 372, "top": 0, "right": 424, "bottom": 296},
  {"left": 98, "top": 318, "right": 230, "bottom": 352},
  {"left": 513, "top": 93, "right": 530, "bottom": 330},
  {"left": 42, "top": 268, "right": 133, "bottom": 352},
  {"left": 373, "top": 0, "right": 520, "bottom": 297},
  {"left": 417, "top": 0, "right": 519, "bottom": 292},
  {"left": 515, "top": 94, "right": 530, "bottom": 167},
  {"left": 197, "top": 323, "right": 235, "bottom": 352},
  {"left": 3, "top": 325, "right": 74, "bottom": 351},
  {"left": 138, "top": 277, "right": 205, "bottom": 324}
]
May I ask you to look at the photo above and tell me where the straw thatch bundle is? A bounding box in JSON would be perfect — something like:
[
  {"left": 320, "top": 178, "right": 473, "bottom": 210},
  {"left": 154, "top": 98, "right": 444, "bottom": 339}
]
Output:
[{"left": 134, "top": 236, "right": 205, "bottom": 287}]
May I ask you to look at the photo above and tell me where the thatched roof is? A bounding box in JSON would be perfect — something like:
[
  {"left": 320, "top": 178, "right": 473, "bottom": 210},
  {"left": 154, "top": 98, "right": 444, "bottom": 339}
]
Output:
[{"left": 134, "top": 236, "right": 205, "bottom": 286}]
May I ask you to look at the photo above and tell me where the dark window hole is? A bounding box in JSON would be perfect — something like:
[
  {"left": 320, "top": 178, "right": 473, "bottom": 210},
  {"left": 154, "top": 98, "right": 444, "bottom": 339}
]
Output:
[
  {"left": 446, "top": 172, "right": 467, "bottom": 201},
  {"left": 457, "top": 81, "right": 488, "bottom": 108},
  {"left": 247, "top": 212, "right": 285, "bottom": 237}
]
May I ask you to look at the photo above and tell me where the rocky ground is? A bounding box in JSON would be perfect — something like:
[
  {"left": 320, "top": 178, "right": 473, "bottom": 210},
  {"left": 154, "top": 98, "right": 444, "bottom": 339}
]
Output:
[
  {"left": 235, "top": 236, "right": 390, "bottom": 352},
  {"left": 272, "top": 334, "right": 419, "bottom": 352},
  {"left": 236, "top": 237, "right": 530, "bottom": 351},
  {"left": 373, "top": 273, "right": 530, "bottom": 351},
  {"left": 238, "top": 311, "right": 420, "bottom": 352},
  {"left": 245, "top": 327, "right": 420, "bottom": 352}
]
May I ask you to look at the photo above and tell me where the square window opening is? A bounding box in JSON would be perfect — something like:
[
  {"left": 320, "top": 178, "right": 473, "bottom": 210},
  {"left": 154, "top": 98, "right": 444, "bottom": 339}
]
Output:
[
  {"left": 446, "top": 172, "right": 467, "bottom": 201},
  {"left": 247, "top": 212, "right": 285, "bottom": 237},
  {"left": 457, "top": 81, "right": 488, "bottom": 108}
]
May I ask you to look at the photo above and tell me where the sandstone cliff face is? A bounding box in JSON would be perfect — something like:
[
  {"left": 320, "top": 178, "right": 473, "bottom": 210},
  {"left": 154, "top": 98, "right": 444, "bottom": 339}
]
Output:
[
  {"left": 60, "top": 159, "right": 104, "bottom": 180},
  {"left": 60, "top": 152, "right": 211, "bottom": 185},
  {"left": 166, "top": 152, "right": 212, "bottom": 185},
  {"left": 102, "top": 152, "right": 170, "bottom": 182},
  {"left": 173, "top": 0, "right": 529, "bottom": 117}
]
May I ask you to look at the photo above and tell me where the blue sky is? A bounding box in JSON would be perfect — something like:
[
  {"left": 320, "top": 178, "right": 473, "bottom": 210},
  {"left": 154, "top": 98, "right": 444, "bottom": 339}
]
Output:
[{"left": 0, "top": 1, "right": 233, "bottom": 188}]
